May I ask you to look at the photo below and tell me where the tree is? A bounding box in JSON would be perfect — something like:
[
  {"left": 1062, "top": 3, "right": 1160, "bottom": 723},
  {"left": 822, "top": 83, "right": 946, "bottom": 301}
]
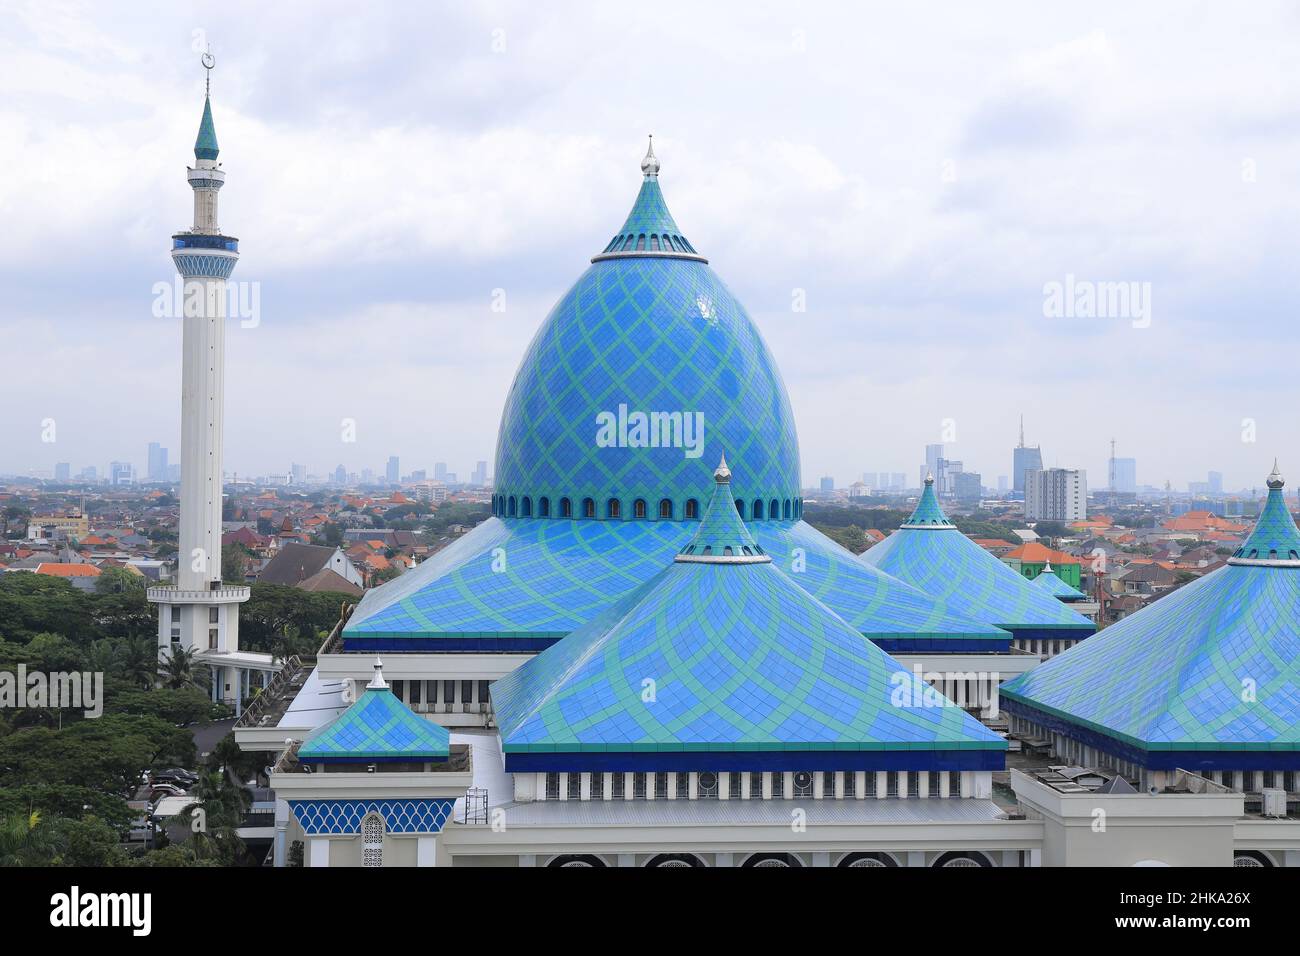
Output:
[
  {"left": 0, "top": 811, "right": 51, "bottom": 867},
  {"left": 222, "top": 545, "right": 252, "bottom": 585},
  {"left": 159, "top": 645, "right": 203, "bottom": 691},
  {"left": 117, "top": 636, "right": 157, "bottom": 690},
  {"left": 95, "top": 566, "right": 145, "bottom": 595}
]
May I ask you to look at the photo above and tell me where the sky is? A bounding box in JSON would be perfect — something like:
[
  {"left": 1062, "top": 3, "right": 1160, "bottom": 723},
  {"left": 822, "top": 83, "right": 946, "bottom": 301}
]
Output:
[{"left": 2, "top": 0, "right": 1299, "bottom": 492}]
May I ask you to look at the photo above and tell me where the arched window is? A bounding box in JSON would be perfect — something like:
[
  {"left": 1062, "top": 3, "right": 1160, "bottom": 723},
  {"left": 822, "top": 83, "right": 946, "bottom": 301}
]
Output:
[
  {"left": 508, "top": 496, "right": 517, "bottom": 517},
  {"left": 734, "top": 500, "right": 743, "bottom": 516},
  {"left": 520, "top": 496, "right": 532, "bottom": 517},
  {"left": 783, "top": 500, "right": 792, "bottom": 520},
  {"left": 623, "top": 234, "right": 635, "bottom": 250},
  {"left": 634, "top": 498, "right": 647, "bottom": 519},
  {"left": 582, "top": 498, "right": 596, "bottom": 518},
  {"left": 636, "top": 234, "right": 646, "bottom": 251},
  {"left": 607, "top": 498, "right": 621, "bottom": 519},
  {"left": 560, "top": 497, "right": 572, "bottom": 518},
  {"left": 752, "top": 500, "right": 764, "bottom": 520},
  {"left": 539, "top": 497, "right": 550, "bottom": 517},
  {"left": 650, "top": 235, "right": 660, "bottom": 251},
  {"left": 769, "top": 499, "right": 780, "bottom": 521},
  {"left": 361, "top": 812, "right": 384, "bottom": 868},
  {"left": 659, "top": 498, "right": 673, "bottom": 519},
  {"left": 685, "top": 498, "right": 699, "bottom": 519}
]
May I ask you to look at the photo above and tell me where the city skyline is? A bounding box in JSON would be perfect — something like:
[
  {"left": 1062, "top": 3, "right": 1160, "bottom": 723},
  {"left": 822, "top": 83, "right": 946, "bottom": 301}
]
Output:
[{"left": 3, "top": 3, "right": 1299, "bottom": 491}]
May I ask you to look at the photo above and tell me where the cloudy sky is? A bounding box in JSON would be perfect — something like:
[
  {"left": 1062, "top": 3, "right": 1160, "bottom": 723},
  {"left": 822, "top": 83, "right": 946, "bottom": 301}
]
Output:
[{"left": 3, "top": 0, "right": 1299, "bottom": 492}]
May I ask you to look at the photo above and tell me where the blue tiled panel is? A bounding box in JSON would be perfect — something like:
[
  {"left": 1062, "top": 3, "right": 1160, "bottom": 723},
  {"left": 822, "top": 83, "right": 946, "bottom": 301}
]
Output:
[{"left": 290, "top": 798, "right": 454, "bottom": 835}]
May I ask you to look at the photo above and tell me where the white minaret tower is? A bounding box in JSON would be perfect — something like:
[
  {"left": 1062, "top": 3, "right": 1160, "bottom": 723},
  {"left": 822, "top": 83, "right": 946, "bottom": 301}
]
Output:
[{"left": 149, "top": 51, "right": 256, "bottom": 708}]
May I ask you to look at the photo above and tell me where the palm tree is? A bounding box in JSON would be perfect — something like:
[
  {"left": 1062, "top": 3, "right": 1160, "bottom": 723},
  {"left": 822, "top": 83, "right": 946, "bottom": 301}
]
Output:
[
  {"left": 118, "top": 636, "right": 157, "bottom": 689},
  {"left": 159, "top": 645, "right": 202, "bottom": 691},
  {"left": 177, "top": 771, "right": 248, "bottom": 865},
  {"left": 0, "top": 811, "right": 51, "bottom": 867}
]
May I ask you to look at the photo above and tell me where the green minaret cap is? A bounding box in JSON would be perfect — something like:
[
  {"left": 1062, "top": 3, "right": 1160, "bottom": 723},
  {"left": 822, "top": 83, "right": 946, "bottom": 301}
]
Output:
[
  {"left": 195, "top": 95, "right": 219, "bottom": 161},
  {"left": 1230, "top": 461, "right": 1300, "bottom": 565},
  {"left": 676, "top": 456, "right": 769, "bottom": 563},
  {"left": 902, "top": 474, "right": 954, "bottom": 527}
]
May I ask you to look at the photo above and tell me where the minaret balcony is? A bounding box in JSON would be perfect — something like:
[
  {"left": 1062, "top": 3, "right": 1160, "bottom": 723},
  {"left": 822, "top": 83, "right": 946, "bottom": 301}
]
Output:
[{"left": 147, "top": 584, "right": 250, "bottom": 605}]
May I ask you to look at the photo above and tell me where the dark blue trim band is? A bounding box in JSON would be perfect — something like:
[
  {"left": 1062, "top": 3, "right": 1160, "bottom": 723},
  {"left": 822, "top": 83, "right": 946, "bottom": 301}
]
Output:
[
  {"left": 1003, "top": 698, "right": 1300, "bottom": 771},
  {"left": 502, "top": 749, "right": 1005, "bottom": 774},
  {"left": 872, "top": 638, "right": 1009, "bottom": 652},
  {"left": 342, "top": 637, "right": 561, "bottom": 653}
]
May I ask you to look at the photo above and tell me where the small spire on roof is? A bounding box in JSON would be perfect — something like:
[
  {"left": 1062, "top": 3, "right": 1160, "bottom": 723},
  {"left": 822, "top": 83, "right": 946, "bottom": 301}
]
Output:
[
  {"left": 714, "top": 453, "right": 731, "bottom": 483},
  {"left": 1043, "top": 559, "right": 1053, "bottom": 573},
  {"left": 1267, "top": 458, "right": 1284, "bottom": 490},
  {"left": 640, "top": 134, "right": 660, "bottom": 178},
  {"left": 924, "top": 472, "right": 934, "bottom": 485},
  {"left": 367, "top": 655, "right": 388, "bottom": 690}
]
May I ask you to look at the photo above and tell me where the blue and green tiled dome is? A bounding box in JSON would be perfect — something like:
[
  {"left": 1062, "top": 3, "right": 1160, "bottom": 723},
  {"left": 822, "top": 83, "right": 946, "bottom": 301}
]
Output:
[
  {"left": 345, "top": 146, "right": 1010, "bottom": 653},
  {"left": 860, "top": 475, "right": 1095, "bottom": 639},
  {"left": 492, "top": 141, "right": 800, "bottom": 521},
  {"left": 1034, "top": 561, "right": 1087, "bottom": 602},
  {"left": 491, "top": 464, "right": 1007, "bottom": 772},
  {"left": 1001, "top": 466, "right": 1300, "bottom": 771},
  {"left": 299, "top": 658, "right": 450, "bottom": 764}
]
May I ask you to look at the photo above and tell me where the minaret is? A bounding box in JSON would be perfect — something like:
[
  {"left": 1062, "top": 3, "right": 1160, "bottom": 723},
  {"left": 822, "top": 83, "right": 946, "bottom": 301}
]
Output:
[{"left": 149, "top": 51, "right": 250, "bottom": 707}]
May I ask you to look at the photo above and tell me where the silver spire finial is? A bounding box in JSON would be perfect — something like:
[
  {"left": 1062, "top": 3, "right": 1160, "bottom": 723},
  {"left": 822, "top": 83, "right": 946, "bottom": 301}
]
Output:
[
  {"left": 200, "top": 47, "right": 215, "bottom": 96},
  {"left": 924, "top": 472, "right": 934, "bottom": 485},
  {"left": 1043, "top": 559, "right": 1053, "bottom": 573},
  {"left": 1267, "top": 459, "right": 1285, "bottom": 490},
  {"left": 367, "top": 655, "right": 388, "bottom": 690},
  {"left": 714, "top": 453, "right": 731, "bottom": 483},
  {"left": 640, "top": 134, "right": 660, "bottom": 178}
]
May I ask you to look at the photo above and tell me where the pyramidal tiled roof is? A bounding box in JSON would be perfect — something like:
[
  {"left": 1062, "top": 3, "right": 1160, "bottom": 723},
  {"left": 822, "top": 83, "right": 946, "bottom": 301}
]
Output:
[
  {"left": 1002, "top": 466, "right": 1300, "bottom": 766},
  {"left": 194, "top": 95, "right": 219, "bottom": 161},
  {"left": 1034, "top": 562, "right": 1087, "bottom": 601},
  {"left": 299, "top": 659, "right": 449, "bottom": 762},
  {"left": 490, "top": 466, "right": 1007, "bottom": 770},
  {"left": 860, "top": 476, "right": 1094, "bottom": 636}
]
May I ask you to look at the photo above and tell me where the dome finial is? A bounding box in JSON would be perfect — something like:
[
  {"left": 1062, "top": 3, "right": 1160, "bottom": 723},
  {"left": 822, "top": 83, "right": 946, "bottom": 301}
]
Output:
[
  {"left": 1043, "top": 559, "right": 1053, "bottom": 573},
  {"left": 715, "top": 453, "right": 731, "bottom": 483},
  {"left": 924, "top": 472, "right": 934, "bottom": 485},
  {"left": 194, "top": 48, "right": 220, "bottom": 162},
  {"left": 367, "top": 655, "right": 388, "bottom": 690},
  {"left": 640, "top": 134, "right": 660, "bottom": 178},
  {"left": 1267, "top": 459, "right": 1285, "bottom": 490}
]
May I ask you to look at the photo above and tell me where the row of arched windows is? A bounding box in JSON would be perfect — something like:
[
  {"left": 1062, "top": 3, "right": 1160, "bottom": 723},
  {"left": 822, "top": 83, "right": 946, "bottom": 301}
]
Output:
[
  {"left": 491, "top": 494, "right": 802, "bottom": 522},
  {"left": 600, "top": 232, "right": 699, "bottom": 255}
]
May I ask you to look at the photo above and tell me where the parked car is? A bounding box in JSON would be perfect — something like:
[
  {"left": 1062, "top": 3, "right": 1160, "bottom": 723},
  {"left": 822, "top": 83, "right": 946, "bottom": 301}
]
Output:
[{"left": 148, "top": 783, "right": 189, "bottom": 800}]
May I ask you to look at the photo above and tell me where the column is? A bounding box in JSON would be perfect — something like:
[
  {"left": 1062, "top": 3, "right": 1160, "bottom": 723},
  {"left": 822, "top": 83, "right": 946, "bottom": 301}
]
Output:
[
  {"left": 906, "top": 851, "right": 925, "bottom": 868},
  {"left": 308, "top": 838, "right": 330, "bottom": 868},
  {"left": 875, "top": 771, "right": 887, "bottom": 799},
  {"left": 602, "top": 772, "right": 613, "bottom": 801},
  {"left": 719, "top": 772, "right": 730, "bottom": 800},
  {"left": 854, "top": 771, "right": 866, "bottom": 799},
  {"left": 918, "top": 771, "right": 929, "bottom": 799},
  {"left": 811, "top": 852, "right": 830, "bottom": 867},
  {"left": 580, "top": 772, "right": 591, "bottom": 801},
  {"left": 416, "top": 835, "right": 437, "bottom": 867},
  {"left": 273, "top": 799, "right": 289, "bottom": 867},
  {"left": 715, "top": 852, "right": 734, "bottom": 868}
]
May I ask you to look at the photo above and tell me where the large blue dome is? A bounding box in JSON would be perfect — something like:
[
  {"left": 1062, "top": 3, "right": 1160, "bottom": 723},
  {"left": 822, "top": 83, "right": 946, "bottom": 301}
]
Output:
[{"left": 492, "top": 156, "right": 801, "bottom": 523}]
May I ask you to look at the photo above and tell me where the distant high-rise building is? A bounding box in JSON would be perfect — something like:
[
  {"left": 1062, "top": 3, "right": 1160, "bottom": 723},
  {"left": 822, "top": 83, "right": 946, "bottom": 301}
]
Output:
[
  {"left": 361, "top": 468, "right": 375, "bottom": 485},
  {"left": 386, "top": 456, "right": 400, "bottom": 484},
  {"left": 1208, "top": 471, "right": 1223, "bottom": 495},
  {"left": 1111, "top": 458, "right": 1137, "bottom": 494},
  {"left": 953, "top": 471, "right": 982, "bottom": 503},
  {"left": 109, "top": 461, "right": 135, "bottom": 486},
  {"left": 922, "top": 444, "right": 945, "bottom": 490},
  {"left": 333, "top": 464, "right": 347, "bottom": 485},
  {"left": 472, "top": 460, "right": 488, "bottom": 486},
  {"left": 861, "top": 471, "right": 879, "bottom": 488},
  {"left": 167, "top": 463, "right": 181, "bottom": 482},
  {"left": 434, "top": 462, "right": 448, "bottom": 481},
  {"left": 1013, "top": 416, "right": 1043, "bottom": 494},
  {"left": 410, "top": 469, "right": 427, "bottom": 481},
  {"left": 291, "top": 463, "right": 307, "bottom": 485},
  {"left": 79, "top": 465, "right": 98, "bottom": 482},
  {"left": 147, "top": 442, "right": 169, "bottom": 481},
  {"left": 819, "top": 476, "right": 834, "bottom": 493},
  {"left": 889, "top": 472, "right": 905, "bottom": 491},
  {"left": 54, "top": 462, "right": 71, "bottom": 482},
  {"left": 1025, "top": 468, "right": 1087, "bottom": 522}
]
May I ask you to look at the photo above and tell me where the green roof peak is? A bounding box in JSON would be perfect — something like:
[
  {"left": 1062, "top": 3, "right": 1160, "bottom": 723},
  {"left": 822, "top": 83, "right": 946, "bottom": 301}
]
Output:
[
  {"left": 592, "top": 140, "right": 705, "bottom": 261},
  {"left": 676, "top": 457, "right": 769, "bottom": 564},
  {"left": 1231, "top": 464, "right": 1300, "bottom": 566},
  {"left": 902, "top": 474, "right": 954, "bottom": 528},
  {"left": 194, "top": 95, "right": 219, "bottom": 161}
]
